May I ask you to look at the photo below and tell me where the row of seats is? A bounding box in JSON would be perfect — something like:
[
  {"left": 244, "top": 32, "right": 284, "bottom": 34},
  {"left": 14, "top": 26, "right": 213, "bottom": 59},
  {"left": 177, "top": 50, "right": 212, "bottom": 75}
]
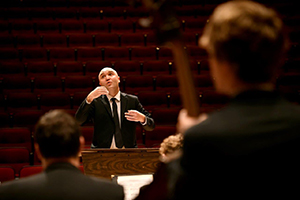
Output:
[
  {"left": 0, "top": 0, "right": 221, "bottom": 8},
  {"left": 1, "top": 45, "right": 299, "bottom": 62},
  {"left": 0, "top": 18, "right": 208, "bottom": 34},
  {"left": 0, "top": 46, "right": 208, "bottom": 62},
  {"left": 1, "top": 17, "right": 299, "bottom": 35},
  {"left": 0, "top": 74, "right": 215, "bottom": 93},
  {"left": 0, "top": 32, "right": 200, "bottom": 48},
  {"left": 2, "top": 73, "right": 300, "bottom": 94},
  {"left": 2, "top": 58, "right": 299, "bottom": 77},
  {"left": 0, "top": 162, "right": 84, "bottom": 181},
  {"left": 1, "top": 31, "right": 300, "bottom": 48},
  {"left": 0, "top": 105, "right": 221, "bottom": 129},
  {"left": 0, "top": 5, "right": 218, "bottom": 20},
  {"left": 0, "top": 89, "right": 229, "bottom": 111},
  {"left": 0, "top": 60, "right": 209, "bottom": 77}
]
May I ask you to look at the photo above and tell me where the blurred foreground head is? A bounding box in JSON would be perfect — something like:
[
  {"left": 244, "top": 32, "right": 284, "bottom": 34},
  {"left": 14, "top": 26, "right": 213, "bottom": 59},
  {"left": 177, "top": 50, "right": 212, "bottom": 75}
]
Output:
[
  {"left": 35, "top": 110, "right": 82, "bottom": 159},
  {"left": 199, "top": 1, "right": 288, "bottom": 84}
]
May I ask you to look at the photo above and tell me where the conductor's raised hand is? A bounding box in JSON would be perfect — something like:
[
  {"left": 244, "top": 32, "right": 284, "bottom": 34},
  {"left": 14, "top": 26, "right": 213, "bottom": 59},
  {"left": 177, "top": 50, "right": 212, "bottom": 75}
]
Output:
[
  {"left": 125, "top": 110, "right": 146, "bottom": 123},
  {"left": 86, "top": 86, "right": 108, "bottom": 103}
]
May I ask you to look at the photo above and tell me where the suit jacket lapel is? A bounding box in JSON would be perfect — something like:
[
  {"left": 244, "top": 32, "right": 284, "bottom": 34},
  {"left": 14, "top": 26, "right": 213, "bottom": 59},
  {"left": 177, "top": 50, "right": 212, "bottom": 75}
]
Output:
[
  {"left": 121, "top": 92, "right": 128, "bottom": 124},
  {"left": 100, "top": 95, "right": 112, "bottom": 118}
]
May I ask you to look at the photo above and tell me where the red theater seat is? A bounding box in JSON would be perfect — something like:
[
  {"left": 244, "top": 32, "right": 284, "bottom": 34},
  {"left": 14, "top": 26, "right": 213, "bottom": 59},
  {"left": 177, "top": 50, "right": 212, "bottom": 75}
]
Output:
[
  {"left": 194, "top": 74, "right": 214, "bottom": 91},
  {"left": 0, "top": 166, "right": 15, "bottom": 182},
  {"left": 77, "top": 47, "right": 102, "bottom": 62},
  {"left": 0, "top": 48, "right": 19, "bottom": 61},
  {"left": 26, "top": 61, "right": 55, "bottom": 76},
  {"left": 54, "top": 7, "right": 78, "bottom": 20},
  {"left": 85, "top": 61, "right": 112, "bottom": 76},
  {"left": 103, "top": 47, "right": 129, "bottom": 61},
  {"left": 60, "top": 19, "right": 84, "bottom": 34},
  {"left": 56, "top": 61, "right": 83, "bottom": 76},
  {"left": 137, "top": 91, "right": 168, "bottom": 111},
  {"left": 22, "top": 48, "right": 48, "bottom": 61},
  {"left": 12, "top": 110, "right": 44, "bottom": 130},
  {"left": 16, "top": 34, "right": 41, "bottom": 48},
  {"left": 72, "top": 92, "right": 89, "bottom": 110},
  {"left": 80, "top": 126, "right": 94, "bottom": 149},
  {"left": 80, "top": 7, "right": 102, "bottom": 19},
  {"left": 142, "top": 60, "right": 171, "bottom": 75},
  {"left": 11, "top": 20, "right": 34, "bottom": 34},
  {"left": 0, "top": 128, "right": 32, "bottom": 151},
  {"left": 123, "top": 75, "right": 154, "bottom": 92},
  {"left": 68, "top": 33, "right": 93, "bottom": 48},
  {"left": 151, "top": 108, "right": 180, "bottom": 126},
  {"left": 182, "top": 32, "right": 199, "bottom": 46},
  {"left": 120, "top": 33, "right": 145, "bottom": 47},
  {"left": 0, "top": 34, "right": 15, "bottom": 48},
  {"left": 182, "top": 17, "right": 208, "bottom": 33},
  {"left": 145, "top": 126, "right": 177, "bottom": 148},
  {"left": 111, "top": 19, "right": 134, "bottom": 34},
  {"left": 6, "top": 92, "right": 38, "bottom": 111},
  {"left": 157, "top": 47, "right": 172, "bottom": 61},
  {"left": 64, "top": 75, "right": 94, "bottom": 93},
  {"left": 36, "top": 20, "right": 60, "bottom": 34},
  {"left": 0, "top": 147, "right": 30, "bottom": 177},
  {"left": 95, "top": 33, "right": 119, "bottom": 47},
  {"left": 131, "top": 46, "right": 157, "bottom": 61},
  {"left": 113, "top": 60, "right": 141, "bottom": 76},
  {"left": 155, "top": 75, "right": 178, "bottom": 92},
  {"left": 85, "top": 20, "right": 110, "bottom": 34},
  {"left": 33, "top": 76, "right": 63, "bottom": 93},
  {"left": 0, "top": 112, "right": 11, "bottom": 128},
  {"left": 42, "top": 33, "right": 67, "bottom": 47},
  {"left": 2, "top": 76, "right": 32, "bottom": 94},
  {"left": 39, "top": 92, "right": 71, "bottom": 111},
  {"left": 19, "top": 165, "right": 43, "bottom": 178},
  {"left": 186, "top": 46, "right": 207, "bottom": 60},
  {"left": 49, "top": 47, "right": 75, "bottom": 61},
  {"left": 0, "top": 61, "right": 25, "bottom": 77}
]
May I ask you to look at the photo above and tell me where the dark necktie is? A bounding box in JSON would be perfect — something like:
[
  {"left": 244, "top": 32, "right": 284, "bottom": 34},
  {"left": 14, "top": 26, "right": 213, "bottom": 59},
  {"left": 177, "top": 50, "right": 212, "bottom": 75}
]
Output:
[{"left": 111, "top": 98, "right": 123, "bottom": 148}]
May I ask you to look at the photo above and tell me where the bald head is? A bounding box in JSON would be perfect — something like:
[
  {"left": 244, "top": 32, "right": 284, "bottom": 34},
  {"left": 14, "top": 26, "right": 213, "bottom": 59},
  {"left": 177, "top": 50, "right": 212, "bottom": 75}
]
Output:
[{"left": 98, "top": 67, "right": 118, "bottom": 80}]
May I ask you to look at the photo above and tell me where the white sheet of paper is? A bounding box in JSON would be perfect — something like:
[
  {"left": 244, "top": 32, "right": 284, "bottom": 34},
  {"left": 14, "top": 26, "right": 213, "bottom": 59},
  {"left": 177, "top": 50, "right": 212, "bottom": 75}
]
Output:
[{"left": 116, "top": 174, "right": 154, "bottom": 200}]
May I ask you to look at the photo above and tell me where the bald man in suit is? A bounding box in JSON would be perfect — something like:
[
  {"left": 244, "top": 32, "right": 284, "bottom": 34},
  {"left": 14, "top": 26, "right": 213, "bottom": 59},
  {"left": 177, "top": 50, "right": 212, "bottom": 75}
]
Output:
[{"left": 76, "top": 67, "right": 155, "bottom": 148}]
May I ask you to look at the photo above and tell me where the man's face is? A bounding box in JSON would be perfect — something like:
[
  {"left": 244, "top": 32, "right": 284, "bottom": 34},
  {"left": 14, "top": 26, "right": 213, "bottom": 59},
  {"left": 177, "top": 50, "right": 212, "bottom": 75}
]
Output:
[{"left": 98, "top": 69, "right": 120, "bottom": 90}]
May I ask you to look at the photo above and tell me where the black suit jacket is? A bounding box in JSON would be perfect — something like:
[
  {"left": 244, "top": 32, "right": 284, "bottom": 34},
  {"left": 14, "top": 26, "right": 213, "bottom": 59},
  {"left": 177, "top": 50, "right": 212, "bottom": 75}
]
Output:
[
  {"left": 172, "top": 90, "right": 300, "bottom": 199},
  {"left": 75, "top": 92, "right": 155, "bottom": 148},
  {"left": 0, "top": 162, "right": 124, "bottom": 200}
]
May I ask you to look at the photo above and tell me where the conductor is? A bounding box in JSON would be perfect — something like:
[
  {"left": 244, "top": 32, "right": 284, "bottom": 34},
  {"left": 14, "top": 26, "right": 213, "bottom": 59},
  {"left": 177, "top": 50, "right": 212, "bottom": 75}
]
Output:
[{"left": 75, "top": 67, "right": 155, "bottom": 148}]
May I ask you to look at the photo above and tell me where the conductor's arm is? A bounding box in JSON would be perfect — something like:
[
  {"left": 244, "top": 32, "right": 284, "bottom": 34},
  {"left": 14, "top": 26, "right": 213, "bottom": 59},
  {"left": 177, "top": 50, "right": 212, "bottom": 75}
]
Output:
[
  {"left": 125, "top": 97, "right": 155, "bottom": 131},
  {"left": 75, "top": 86, "right": 108, "bottom": 125}
]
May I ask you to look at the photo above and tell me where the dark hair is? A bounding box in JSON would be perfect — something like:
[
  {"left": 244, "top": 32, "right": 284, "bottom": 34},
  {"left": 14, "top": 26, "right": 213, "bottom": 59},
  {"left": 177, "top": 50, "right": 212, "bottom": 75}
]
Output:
[
  {"left": 199, "top": 1, "right": 288, "bottom": 83},
  {"left": 34, "top": 110, "right": 81, "bottom": 158}
]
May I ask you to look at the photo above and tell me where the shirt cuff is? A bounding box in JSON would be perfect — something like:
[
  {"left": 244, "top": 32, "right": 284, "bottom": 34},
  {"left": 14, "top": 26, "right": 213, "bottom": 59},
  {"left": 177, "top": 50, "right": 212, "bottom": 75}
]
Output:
[
  {"left": 141, "top": 117, "right": 147, "bottom": 126},
  {"left": 86, "top": 99, "right": 91, "bottom": 104}
]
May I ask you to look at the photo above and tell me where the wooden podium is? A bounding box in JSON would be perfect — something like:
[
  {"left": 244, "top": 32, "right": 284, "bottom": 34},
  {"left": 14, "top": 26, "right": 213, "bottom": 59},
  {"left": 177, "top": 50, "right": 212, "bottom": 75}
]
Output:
[{"left": 81, "top": 148, "right": 160, "bottom": 179}]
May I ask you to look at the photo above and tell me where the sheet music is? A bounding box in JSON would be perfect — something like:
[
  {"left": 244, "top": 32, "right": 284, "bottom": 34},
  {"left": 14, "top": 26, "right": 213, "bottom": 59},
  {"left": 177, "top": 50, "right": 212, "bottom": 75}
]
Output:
[{"left": 116, "top": 174, "right": 154, "bottom": 200}]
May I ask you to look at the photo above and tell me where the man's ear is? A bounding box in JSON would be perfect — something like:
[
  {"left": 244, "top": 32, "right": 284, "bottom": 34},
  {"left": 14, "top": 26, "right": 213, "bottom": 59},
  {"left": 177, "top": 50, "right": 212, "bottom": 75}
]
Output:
[
  {"left": 79, "top": 136, "right": 85, "bottom": 153},
  {"left": 118, "top": 76, "right": 120, "bottom": 83},
  {"left": 34, "top": 143, "right": 43, "bottom": 161}
]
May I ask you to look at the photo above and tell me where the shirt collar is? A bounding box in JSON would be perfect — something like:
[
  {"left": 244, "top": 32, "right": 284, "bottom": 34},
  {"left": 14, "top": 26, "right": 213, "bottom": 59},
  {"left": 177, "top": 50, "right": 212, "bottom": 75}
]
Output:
[{"left": 107, "top": 90, "right": 121, "bottom": 102}]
